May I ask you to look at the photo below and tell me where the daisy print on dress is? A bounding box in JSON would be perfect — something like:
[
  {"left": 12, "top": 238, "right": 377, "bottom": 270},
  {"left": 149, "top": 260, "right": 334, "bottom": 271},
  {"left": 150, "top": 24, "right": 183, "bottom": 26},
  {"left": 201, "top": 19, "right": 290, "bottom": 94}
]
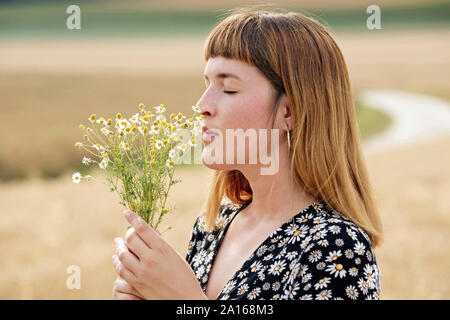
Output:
[{"left": 185, "top": 199, "right": 380, "bottom": 300}]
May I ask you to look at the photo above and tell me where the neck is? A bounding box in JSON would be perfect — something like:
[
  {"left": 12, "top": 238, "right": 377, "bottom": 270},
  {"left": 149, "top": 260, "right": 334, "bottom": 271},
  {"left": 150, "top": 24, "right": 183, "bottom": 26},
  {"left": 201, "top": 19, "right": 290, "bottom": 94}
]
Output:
[{"left": 238, "top": 144, "right": 319, "bottom": 222}]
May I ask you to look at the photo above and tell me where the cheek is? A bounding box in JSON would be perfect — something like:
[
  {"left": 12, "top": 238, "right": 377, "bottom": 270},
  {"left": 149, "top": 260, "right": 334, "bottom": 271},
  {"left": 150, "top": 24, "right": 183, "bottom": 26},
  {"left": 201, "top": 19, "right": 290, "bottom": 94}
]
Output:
[{"left": 233, "top": 94, "right": 271, "bottom": 129}]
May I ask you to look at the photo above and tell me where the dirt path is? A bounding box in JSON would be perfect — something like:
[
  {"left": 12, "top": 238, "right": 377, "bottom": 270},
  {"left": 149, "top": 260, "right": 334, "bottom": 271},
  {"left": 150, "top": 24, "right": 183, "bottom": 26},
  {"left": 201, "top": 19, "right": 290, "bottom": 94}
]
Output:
[{"left": 361, "top": 90, "right": 450, "bottom": 155}]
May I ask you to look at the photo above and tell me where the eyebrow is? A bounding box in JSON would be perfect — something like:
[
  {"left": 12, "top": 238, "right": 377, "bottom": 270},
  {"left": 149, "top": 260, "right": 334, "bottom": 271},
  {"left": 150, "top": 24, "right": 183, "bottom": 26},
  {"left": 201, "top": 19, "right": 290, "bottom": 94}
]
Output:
[{"left": 204, "top": 72, "right": 242, "bottom": 81}]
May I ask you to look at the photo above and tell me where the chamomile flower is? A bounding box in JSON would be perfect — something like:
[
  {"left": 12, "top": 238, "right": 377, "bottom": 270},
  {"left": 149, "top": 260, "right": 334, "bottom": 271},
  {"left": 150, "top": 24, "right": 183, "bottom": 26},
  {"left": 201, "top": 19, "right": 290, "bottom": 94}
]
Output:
[
  {"left": 117, "top": 119, "right": 130, "bottom": 129},
  {"left": 188, "top": 138, "right": 196, "bottom": 147},
  {"left": 99, "top": 159, "right": 109, "bottom": 169},
  {"left": 88, "top": 114, "right": 96, "bottom": 123},
  {"left": 120, "top": 142, "right": 130, "bottom": 151},
  {"left": 168, "top": 149, "right": 176, "bottom": 159},
  {"left": 192, "top": 105, "right": 201, "bottom": 113},
  {"left": 72, "top": 172, "right": 82, "bottom": 184},
  {"left": 96, "top": 117, "right": 107, "bottom": 125},
  {"left": 82, "top": 157, "right": 91, "bottom": 165},
  {"left": 139, "top": 115, "right": 150, "bottom": 125},
  {"left": 74, "top": 142, "right": 83, "bottom": 149},
  {"left": 155, "top": 140, "right": 164, "bottom": 150},
  {"left": 166, "top": 159, "right": 174, "bottom": 168},
  {"left": 100, "top": 127, "right": 111, "bottom": 136},
  {"left": 129, "top": 113, "right": 140, "bottom": 124},
  {"left": 151, "top": 125, "right": 160, "bottom": 135},
  {"left": 138, "top": 126, "right": 149, "bottom": 135},
  {"left": 93, "top": 143, "right": 104, "bottom": 152},
  {"left": 155, "top": 104, "right": 166, "bottom": 114}
]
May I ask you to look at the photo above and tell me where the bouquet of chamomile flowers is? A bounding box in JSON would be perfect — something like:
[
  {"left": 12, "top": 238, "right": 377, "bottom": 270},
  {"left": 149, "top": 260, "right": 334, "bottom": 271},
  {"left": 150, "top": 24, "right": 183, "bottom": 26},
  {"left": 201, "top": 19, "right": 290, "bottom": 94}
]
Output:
[{"left": 72, "top": 103, "right": 203, "bottom": 232}]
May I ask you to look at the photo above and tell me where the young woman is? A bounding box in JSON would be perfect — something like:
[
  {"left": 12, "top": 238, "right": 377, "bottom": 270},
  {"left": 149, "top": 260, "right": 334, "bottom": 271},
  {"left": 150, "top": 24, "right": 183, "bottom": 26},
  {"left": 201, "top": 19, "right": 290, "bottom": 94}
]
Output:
[{"left": 112, "top": 8, "right": 383, "bottom": 300}]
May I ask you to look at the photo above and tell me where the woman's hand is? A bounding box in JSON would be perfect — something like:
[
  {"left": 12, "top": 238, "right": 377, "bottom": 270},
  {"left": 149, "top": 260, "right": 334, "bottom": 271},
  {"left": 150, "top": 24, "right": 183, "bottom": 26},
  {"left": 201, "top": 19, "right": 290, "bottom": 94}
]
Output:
[
  {"left": 112, "top": 276, "right": 145, "bottom": 300},
  {"left": 112, "top": 210, "right": 208, "bottom": 300}
]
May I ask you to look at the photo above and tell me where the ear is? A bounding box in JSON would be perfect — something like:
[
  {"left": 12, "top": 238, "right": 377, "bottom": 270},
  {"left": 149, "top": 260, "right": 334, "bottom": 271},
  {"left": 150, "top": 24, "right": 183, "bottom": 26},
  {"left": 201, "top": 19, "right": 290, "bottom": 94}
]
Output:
[{"left": 280, "top": 94, "right": 292, "bottom": 131}]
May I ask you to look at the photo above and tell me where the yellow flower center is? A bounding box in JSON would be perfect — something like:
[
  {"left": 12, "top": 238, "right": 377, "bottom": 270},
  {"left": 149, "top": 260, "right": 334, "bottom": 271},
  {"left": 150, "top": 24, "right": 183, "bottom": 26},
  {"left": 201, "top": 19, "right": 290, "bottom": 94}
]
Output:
[{"left": 336, "top": 264, "right": 343, "bottom": 271}]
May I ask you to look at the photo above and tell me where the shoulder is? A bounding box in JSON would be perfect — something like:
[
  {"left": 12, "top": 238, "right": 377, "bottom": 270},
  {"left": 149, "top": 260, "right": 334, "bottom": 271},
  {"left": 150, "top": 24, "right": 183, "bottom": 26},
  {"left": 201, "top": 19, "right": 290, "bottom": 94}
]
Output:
[
  {"left": 304, "top": 201, "right": 375, "bottom": 251},
  {"left": 291, "top": 201, "right": 381, "bottom": 299}
]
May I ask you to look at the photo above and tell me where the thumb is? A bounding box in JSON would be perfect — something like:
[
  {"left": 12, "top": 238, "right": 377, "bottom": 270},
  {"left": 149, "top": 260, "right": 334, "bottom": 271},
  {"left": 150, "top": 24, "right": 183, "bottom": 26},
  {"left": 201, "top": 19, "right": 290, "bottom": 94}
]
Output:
[{"left": 156, "top": 230, "right": 161, "bottom": 236}]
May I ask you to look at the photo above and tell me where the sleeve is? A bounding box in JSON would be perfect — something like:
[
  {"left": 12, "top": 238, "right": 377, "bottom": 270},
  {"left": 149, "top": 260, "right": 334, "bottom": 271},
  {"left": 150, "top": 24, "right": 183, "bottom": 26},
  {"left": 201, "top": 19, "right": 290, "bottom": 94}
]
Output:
[
  {"left": 185, "top": 216, "right": 201, "bottom": 265},
  {"left": 290, "top": 224, "right": 381, "bottom": 300}
]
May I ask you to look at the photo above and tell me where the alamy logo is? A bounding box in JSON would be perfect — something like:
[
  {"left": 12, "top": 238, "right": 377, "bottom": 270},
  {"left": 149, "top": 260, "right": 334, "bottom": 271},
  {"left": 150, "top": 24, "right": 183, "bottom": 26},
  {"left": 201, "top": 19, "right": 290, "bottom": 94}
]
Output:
[
  {"left": 366, "top": 5, "right": 382, "bottom": 30},
  {"left": 66, "top": 5, "right": 81, "bottom": 30},
  {"left": 66, "top": 265, "right": 81, "bottom": 289},
  {"left": 174, "top": 128, "right": 281, "bottom": 175}
]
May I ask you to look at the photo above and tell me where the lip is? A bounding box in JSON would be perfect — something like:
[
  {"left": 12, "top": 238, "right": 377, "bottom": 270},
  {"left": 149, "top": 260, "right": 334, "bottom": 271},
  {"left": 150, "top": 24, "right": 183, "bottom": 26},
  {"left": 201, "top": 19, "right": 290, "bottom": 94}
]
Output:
[
  {"left": 202, "top": 128, "right": 219, "bottom": 142},
  {"left": 202, "top": 126, "right": 219, "bottom": 135}
]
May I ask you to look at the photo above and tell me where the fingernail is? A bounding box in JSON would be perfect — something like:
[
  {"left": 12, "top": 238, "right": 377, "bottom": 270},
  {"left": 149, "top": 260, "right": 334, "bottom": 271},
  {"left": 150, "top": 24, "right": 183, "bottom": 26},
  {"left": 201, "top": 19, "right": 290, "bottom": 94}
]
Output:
[{"left": 124, "top": 210, "right": 132, "bottom": 218}]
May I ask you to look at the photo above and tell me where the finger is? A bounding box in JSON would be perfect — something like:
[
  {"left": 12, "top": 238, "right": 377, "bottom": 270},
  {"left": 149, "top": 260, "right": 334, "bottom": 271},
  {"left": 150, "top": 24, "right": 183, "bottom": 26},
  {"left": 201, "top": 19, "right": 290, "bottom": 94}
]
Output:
[
  {"left": 112, "top": 254, "right": 137, "bottom": 285},
  {"left": 113, "top": 291, "right": 142, "bottom": 300},
  {"left": 115, "top": 276, "right": 144, "bottom": 298},
  {"left": 124, "top": 210, "right": 161, "bottom": 249},
  {"left": 114, "top": 238, "right": 140, "bottom": 272},
  {"left": 125, "top": 228, "right": 151, "bottom": 261}
]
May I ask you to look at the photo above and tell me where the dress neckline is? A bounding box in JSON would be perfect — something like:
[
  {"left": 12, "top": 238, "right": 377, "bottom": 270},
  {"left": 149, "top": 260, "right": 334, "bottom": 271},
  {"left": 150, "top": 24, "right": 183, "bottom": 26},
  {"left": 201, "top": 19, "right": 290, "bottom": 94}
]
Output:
[{"left": 205, "top": 199, "right": 325, "bottom": 300}]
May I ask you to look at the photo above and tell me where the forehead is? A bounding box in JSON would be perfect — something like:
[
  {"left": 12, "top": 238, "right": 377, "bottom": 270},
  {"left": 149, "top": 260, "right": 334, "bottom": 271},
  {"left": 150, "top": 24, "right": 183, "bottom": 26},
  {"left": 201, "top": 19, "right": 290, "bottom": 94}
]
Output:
[{"left": 204, "top": 56, "right": 257, "bottom": 79}]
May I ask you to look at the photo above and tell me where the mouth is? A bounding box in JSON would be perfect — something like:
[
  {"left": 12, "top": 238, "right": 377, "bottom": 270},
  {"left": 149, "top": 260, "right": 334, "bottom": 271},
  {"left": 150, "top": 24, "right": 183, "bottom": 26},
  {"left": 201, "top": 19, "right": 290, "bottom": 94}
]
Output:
[{"left": 202, "top": 130, "right": 219, "bottom": 142}]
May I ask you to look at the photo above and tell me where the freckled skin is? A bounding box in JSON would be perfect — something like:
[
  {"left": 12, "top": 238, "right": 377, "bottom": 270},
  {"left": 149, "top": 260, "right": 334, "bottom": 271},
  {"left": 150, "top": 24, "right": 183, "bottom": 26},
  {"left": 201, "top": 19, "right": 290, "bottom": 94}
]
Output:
[{"left": 197, "top": 56, "right": 278, "bottom": 170}]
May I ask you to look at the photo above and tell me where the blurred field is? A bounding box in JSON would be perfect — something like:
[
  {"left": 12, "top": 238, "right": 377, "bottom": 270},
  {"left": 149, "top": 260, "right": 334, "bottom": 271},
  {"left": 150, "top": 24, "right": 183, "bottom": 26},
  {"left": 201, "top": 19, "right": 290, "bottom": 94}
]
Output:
[{"left": 0, "top": 0, "right": 449, "bottom": 300}]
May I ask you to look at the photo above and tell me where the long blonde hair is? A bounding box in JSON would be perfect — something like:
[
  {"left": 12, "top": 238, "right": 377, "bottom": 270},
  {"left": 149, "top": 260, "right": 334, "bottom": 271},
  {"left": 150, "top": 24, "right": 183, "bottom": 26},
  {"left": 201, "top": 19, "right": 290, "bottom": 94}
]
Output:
[{"left": 200, "top": 8, "right": 383, "bottom": 248}]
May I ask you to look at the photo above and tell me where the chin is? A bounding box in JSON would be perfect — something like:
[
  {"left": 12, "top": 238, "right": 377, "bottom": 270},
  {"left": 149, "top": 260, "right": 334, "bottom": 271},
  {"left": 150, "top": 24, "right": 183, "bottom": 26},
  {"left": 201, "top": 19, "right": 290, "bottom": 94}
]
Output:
[{"left": 201, "top": 148, "right": 234, "bottom": 171}]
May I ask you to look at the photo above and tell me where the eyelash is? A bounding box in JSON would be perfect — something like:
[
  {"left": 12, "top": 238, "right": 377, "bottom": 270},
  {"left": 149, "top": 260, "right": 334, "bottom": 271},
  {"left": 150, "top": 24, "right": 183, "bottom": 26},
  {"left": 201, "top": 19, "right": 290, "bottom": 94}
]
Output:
[{"left": 204, "top": 82, "right": 237, "bottom": 95}]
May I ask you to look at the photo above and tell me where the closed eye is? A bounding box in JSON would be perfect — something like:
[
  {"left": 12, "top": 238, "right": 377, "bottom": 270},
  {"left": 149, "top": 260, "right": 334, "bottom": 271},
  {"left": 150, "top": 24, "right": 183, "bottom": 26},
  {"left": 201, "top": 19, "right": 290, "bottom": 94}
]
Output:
[{"left": 224, "top": 91, "right": 237, "bottom": 94}]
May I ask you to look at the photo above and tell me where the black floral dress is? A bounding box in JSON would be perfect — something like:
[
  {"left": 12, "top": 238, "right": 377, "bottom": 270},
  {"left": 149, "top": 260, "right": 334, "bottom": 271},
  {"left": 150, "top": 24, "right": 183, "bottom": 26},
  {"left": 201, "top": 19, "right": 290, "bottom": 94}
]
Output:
[{"left": 185, "top": 198, "right": 381, "bottom": 300}]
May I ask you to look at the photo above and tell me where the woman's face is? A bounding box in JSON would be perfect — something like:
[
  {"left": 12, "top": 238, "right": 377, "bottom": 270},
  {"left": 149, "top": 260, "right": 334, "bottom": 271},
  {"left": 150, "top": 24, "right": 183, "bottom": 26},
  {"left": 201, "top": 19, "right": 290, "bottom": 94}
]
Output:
[{"left": 196, "top": 56, "right": 282, "bottom": 171}]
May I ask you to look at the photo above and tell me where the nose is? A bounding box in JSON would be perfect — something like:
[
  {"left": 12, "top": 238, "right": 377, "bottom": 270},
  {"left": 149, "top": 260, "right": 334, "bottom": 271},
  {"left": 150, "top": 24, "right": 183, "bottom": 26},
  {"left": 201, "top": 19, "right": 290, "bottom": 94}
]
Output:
[{"left": 196, "top": 91, "right": 215, "bottom": 118}]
